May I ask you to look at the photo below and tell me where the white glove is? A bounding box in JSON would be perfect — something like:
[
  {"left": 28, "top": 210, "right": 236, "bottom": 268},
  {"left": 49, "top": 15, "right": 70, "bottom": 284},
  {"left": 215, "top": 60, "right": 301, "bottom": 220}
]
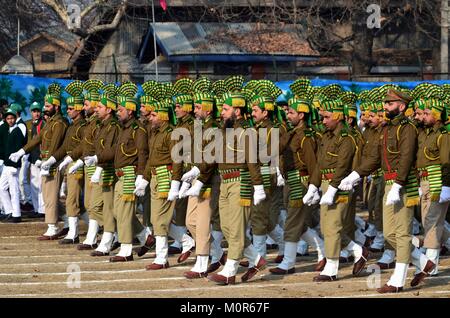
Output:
[
  {"left": 439, "top": 186, "right": 450, "bottom": 203},
  {"left": 338, "top": 171, "right": 361, "bottom": 191},
  {"left": 385, "top": 183, "right": 402, "bottom": 206},
  {"left": 133, "top": 175, "right": 149, "bottom": 197},
  {"left": 35, "top": 160, "right": 42, "bottom": 168},
  {"left": 60, "top": 181, "right": 67, "bottom": 198},
  {"left": 41, "top": 156, "right": 57, "bottom": 170},
  {"left": 185, "top": 180, "right": 203, "bottom": 197},
  {"left": 181, "top": 166, "right": 200, "bottom": 183},
  {"left": 178, "top": 181, "right": 192, "bottom": 199},
  {"left": 320, "top": 185, "right": 338, "bottom": 205},
  {"left": 303, "top": 184, "right": 319, "bottom": 206},
  {"left": 91, "top": 166, "right": 103, "bottom": 183},
  {"left": 253, "top": 184, "right": 266, "bottom": 206},
  {"left": 84, "top": 155, "right": 98, "bottom": 167},
  {"left": 58, "top": 156, "right": 73, "bottom": 171},
  {"left": 418, "top": 187, "right": 423, "bottom": 198},
  {"left": 68, "top": 159, "right": 84, "bottom": 174},
  {"left": 40, "top": 167, "right": 50, "bottom": 177},
  {"left": 4, "top": 166, "right": 18, "bottom": 176},
  {"left": 9, "top": 148, "right": 25, "bottom": 163},
  {"left": 167, "top": 180, "right": 181, "bottom": 201},
  {"left": 276, "top": 167, "right": 285, "bottom": 187}
]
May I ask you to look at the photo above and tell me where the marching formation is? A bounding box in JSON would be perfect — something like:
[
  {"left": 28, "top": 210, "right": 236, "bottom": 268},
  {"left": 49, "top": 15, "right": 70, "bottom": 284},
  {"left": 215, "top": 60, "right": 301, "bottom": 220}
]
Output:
[{"left": 0, "top": 76, "right": 449, "bottom": 294}]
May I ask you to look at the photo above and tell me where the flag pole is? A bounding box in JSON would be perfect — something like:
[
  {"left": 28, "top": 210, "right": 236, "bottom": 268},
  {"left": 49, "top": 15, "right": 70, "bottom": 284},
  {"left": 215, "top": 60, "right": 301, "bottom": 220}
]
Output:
[{"left": 151, "top": 0, "right": 159, "bottom": 81}]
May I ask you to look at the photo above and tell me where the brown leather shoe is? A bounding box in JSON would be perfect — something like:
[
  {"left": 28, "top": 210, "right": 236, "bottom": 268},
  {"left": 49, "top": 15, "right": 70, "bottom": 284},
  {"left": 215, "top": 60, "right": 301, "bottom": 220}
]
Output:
[
  {"left": 184, "top": 271, "right": 207, "bottom": 279},
  {"left": 77, "top": 243, "right": 98, "bottom": 250},
  {"left": 269, "top": 267, "right": 295, "bottom": 275},
  {"left": 37, "top": 235, "right": 58, "bottom": 241},
  {"left": 54, "top": 227, "right": 69, "bottom": 239},
  {"left": 208, "top": 273, "right": 236, "bottom": 285},
  {"left": 206, "top": 253, "right": 227, "bottom": 274},
  {"left": 135, "top": 234, "right": 156, "bottom": 257},
  {"left": 168, "top": 246, "right": 182, "bottom": 255},
  {"left": 273, "top": 255, "right": 284, "bottom": 264},
  {"left": 37, "top": 227, "right": 70, "bottom": 241},
  {"left": 377, "top": 262, "right": 395, "bottom": 270},
  {"left": 313, "top": 274, "right": 337, "bottom": 282},
  {"left": 410, "top": 260, "right": 435, "bottom": 287},
  {"left": 377, "top": 284, "right": 403, "bottom": 293},
  {"left": 145, "top": 262, "right": 170, "bottom": 270},
  {"left": 59, "top": 237, "right": 80, "bottom": 245},
  {"left": 241, "top": 257, "right": 267, "bottom": 282},
  {"left": 239, "top": 260, "right": 249, "bottom": 268},
  {"left": 90, "top": 250, "right": 109, "bottom": 257},
  {"left": 315, "top": 258, "right": 327, "bottom": 272},
  {"left": 352, "top": 246, "right": 369, "bottom": 276},
  {"left": 109, "top": 255, "right": 133, "bottom": 262},
  {"left": 177, "top": 248, "right": 193, "bottom": 264}
]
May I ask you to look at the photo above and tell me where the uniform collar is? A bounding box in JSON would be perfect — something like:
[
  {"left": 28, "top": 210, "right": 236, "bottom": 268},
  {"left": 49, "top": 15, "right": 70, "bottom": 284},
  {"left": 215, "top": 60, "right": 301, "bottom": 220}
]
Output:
[
  {"left": 389, "top": 113, "right": 406, "bottom": 126},
  {"left": 255, "top": 118, "right": 271, "bottom": 129},
  {"left": 158, "top": 121, "right": 169, "bottom": 132},
  {"left": 122, "top": 117, "right": 134, "bottom": 128},
  {"left": 327, "top": 121, "right": 344, "bottom": 136}
]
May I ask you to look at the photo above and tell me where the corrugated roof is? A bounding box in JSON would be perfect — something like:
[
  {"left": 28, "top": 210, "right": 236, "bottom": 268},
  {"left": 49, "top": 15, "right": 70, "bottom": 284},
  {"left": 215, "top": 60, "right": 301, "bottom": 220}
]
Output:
[{"left": 148, "top": 22, "right": 319, "bottom": 63}]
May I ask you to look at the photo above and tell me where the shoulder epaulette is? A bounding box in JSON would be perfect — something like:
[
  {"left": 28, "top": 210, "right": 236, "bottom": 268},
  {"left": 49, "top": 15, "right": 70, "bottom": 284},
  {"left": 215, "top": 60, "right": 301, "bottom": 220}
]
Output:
[
  {"left": 440, "top": 126, "right": 447, "bottom": 134},
  {"left": 400, "top": 118, "right": 409, "bottom": 126},
  {"left": 166, "top": 125, "right": 173, "bottom": 133},
  {"left": 340, "top": 129, "right": 349, "bottom": 137},
  {"left": 304, "top": 129, "right": 314, "bottom": 137},
  {"left": 131, "top": 121, "right": 139, "bottom": 130}
]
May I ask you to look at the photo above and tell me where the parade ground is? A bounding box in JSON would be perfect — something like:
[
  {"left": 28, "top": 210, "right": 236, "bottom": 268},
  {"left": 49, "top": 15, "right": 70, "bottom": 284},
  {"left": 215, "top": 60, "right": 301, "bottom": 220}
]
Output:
[{"left": 1, "top": 213, "right": 448, "bottom": 299}]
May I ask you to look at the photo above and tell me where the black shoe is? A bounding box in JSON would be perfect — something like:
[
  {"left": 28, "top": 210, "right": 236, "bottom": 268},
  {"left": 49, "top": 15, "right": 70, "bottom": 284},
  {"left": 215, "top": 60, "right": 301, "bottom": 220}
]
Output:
[
  {"left": 59, "top": 237, "right": 80, "bottom": 245},
  {"left": 27, "top": 212, "right": 44, "bottom": 219},
  {"left": 2, "top": 215, "right": 22, "bottom": 223},
  {"left": 0, "top": 214, "right": 9, "bottom": 220},
  {"left": 110, "top": 241, "right": 120, "bottom": 252}
]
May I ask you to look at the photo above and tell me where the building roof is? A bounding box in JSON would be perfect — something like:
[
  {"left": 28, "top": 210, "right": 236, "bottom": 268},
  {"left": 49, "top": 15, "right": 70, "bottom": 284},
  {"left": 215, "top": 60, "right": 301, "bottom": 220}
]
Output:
[
  {"left": 20, "top": 26, "right": 81, "bottom": 53},
  {"left": 144, "top": 22, "right": 319, "bottom": 63}
]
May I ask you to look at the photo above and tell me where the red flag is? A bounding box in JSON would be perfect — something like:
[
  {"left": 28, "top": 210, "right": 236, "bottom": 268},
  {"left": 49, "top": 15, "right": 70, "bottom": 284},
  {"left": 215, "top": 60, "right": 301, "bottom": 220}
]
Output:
[{"left": 160, "top": 0, "right": 167, "bottom": 11}]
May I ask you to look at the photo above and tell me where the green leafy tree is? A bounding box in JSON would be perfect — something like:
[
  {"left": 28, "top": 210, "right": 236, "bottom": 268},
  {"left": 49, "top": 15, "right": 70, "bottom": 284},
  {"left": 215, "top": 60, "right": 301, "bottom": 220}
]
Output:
[
  {"left": 28, "top": 85, "right": 47, "bottom": 107},
  {"left": 11, "top": 90, "right": 28, "bottom": 116},
  {"left": 0, "top": 77, "right": 13, "bottom": 101}
]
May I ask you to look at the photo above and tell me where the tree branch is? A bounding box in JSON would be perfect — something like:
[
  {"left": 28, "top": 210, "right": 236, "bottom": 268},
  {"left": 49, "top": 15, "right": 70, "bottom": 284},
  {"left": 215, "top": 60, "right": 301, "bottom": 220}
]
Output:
[
  {"left": 86, "top": 0, "right": 128, "bottom": 35},
  {"left": 41, "top": 0, "right": 68, "bottom": 23}
]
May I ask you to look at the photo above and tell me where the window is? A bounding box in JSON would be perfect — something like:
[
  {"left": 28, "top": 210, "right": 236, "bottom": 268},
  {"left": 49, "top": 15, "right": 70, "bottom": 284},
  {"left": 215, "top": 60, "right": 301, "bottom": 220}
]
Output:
[{"left": 41, "top": 51, "right": 55, "bottom": 63}]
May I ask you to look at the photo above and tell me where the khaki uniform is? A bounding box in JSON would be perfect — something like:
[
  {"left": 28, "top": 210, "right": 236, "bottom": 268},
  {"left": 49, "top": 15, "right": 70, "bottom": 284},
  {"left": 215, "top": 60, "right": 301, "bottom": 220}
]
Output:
[
  {"left": 94, "top": 116, "right": 120, "bottom": 233},
  {"left": 146, "top": 121, "right": 176, "bottom": 236},
  {"left": 101, "top": 117, "right": 148, "bottom": 244},
  {"left": 23, "top": 113, "right": 68, "bottom": 224},
  {"left": 356, "top": 114, "right": 418, "bottom": 263},
  {"left": 217, "top": 118, "right": 263, "bottom": 260},
  {"left": 280, "top": 121, "right": 317, "bottom": 242},
  {"left": 71, "top": 115, "right": 102, "bottom": 223},
  {"left": 417, "top": 122, "right": 450, "bottom": 249},
  {"left": 53, "top": 117, "right": 87, "bottom": 217},
  {"left": 310, "top": 122, "right": 356, "bottom": 259}
]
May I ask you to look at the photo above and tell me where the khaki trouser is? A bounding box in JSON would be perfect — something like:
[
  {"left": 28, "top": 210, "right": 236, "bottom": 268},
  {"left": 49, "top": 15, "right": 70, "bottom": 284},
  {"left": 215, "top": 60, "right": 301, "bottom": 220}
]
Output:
[
  {"left": 113, "top": 177, "right": 143, "bottom": 244},
  {"left": 420, "top": 180, "right": 450, "bottom": 249},
  {"left": 174, "top": 197, "right": 188, "bottom": 226},
  {"left": 89, "top": 182, "right": 104, "bottom": 225},
  {"left": 42, "top": 171, "right": 63, "bottom": 224},
  {"left": 186, "top": 175, "right": 220, "bottom": 255},
  {"left": 284, "top": 182, "right": 310, "bottom": 242},
  {"left": 66, "top": 173, "right": 83, "bottom": 217},
  {"left": 150, "top": 176, "right": 175, "bottom": 236},
  {"left": 383, "top": 183, "right": 414, "bottom": 263},
  {"left": 102, "top": 184, "right": 116, "bottom": 233},
  {"left": 320, "top": 181, "right": 352, "bottom": 259},
  {"left": 219, "top": 180, "right": 251, "bottom": 260}
]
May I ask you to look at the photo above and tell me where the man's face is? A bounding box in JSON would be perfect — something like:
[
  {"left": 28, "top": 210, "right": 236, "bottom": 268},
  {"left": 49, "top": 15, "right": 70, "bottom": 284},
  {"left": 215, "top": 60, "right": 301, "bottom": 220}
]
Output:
[
  {"left": 67, "top": 107, "right": 81, "bottom": 120},
  {"left": 96, "top": 103, "right": 110, "bottom": 120},
  {"left": 287, "top": 108, "right": 301, "bottom": 126},
  {"left": 414, "top": 108, "right": 424, "bottom": 123},
  {"left": 44, "top": 102, "right": 56, "bottom": 117},
  {"left": 194, "top": 104, "right": 207, "bottom": 120},
  {"left": 6, "top": 114, "right": 16, "bottom": 127},
  {"left": 251, "top": 105, "right": 267, "bottom": 123},
  {"left": 140, "top": 104, "right": 150, "bottom": 118},
  {"left": 174, "top": 104, "right": 187, "bottom": 119},
  {"left": 423, "top": 109, "right": 436, "bottom": 127},
  {"left": 117, "top": 105, "right": 130, "bottom": 123},
  {"left": 322, "top": 111, "right": 339, "bottom": 130},
  {"left": 31, "top": 110, "right": 41, "bottom": 121},
  {"left": 83, "top": 100, "right": 95, "bottom": 117},
  {"left": 149, "top": 111, "right": 160, "bottom": 128},
  {"left": 221, "top": 104, "right": 234, "bottom": 121},
  {"left": 384, "top": 101, "right": 404, "bottom": 119},
  {"left": 369, "top": 112, "right": 380, "bottom": 127}
]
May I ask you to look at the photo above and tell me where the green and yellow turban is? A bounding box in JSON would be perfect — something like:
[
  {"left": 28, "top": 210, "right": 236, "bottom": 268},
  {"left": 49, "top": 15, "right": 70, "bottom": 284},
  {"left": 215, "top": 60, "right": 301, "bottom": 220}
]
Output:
[
  {"left": 83, "top": 79, "right": 103, "bottom": 105},
  {"left": 65, "top": 80, "right": 84, "bottom": 111},
  {"left": 100, "top": 83, "right": 118, "bottom": 110},
  {"left": 118, "top": 82, "right": 138, "bottom": 111},
  {"left": 45, "top": 83, "right": 62, "bottom": 106}
]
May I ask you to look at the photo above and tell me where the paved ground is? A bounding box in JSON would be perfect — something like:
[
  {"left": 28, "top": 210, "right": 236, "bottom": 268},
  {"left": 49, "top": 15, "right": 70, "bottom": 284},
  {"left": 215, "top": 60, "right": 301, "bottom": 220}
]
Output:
[{"left": 0, "top": 218, "right": 449, "bottom": 298}]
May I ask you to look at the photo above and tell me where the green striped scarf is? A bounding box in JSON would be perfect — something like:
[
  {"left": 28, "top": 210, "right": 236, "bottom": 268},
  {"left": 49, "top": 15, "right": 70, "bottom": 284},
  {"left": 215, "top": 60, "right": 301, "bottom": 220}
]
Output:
[
  {"left": 101, "top": 164, "right": 115, "bottom": 187},
  {"left": 321, "top": 168, "right": 349, "bottom": 203},
  {"left": 426, "top": 164, "right": 443, "bottom": 201},
  {"left": 86, "top": 165, "right": 96, "bottom": 179},
  {"left": 287, "top": 170, "right": 303, "bottom": 207},
  {"left": 240, "top": 169, "right": 252, "bottom": 207},
  {"left": 156, "top": 166, "right": 172, "bottom": 199},
  {"left": 386, "top": 169, "right": 419, "bottom": 207},
  {"left": 121, "top": 166, "right": 136, "bottom": 201}
]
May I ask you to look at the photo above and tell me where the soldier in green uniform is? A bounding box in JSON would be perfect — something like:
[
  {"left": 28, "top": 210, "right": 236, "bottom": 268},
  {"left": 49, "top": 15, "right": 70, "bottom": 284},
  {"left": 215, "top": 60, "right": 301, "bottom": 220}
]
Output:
[
  {"left": 269, "top": 78, "right": 325, "bottom": 275},
  {"left": 303, "top": 92, "right": 368, "bottom": 282},
  {"left": 9, "top": 84, "right": 68, "bottom": 239},
  {"left": 208, "top": 76, "right": 267, "bottom": 285},
  {"left": 339, "top": 88, "right": 435, "bottom": 293},
  {"left": 41, "top": 81, "right": 87, "bottom": 244}
]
